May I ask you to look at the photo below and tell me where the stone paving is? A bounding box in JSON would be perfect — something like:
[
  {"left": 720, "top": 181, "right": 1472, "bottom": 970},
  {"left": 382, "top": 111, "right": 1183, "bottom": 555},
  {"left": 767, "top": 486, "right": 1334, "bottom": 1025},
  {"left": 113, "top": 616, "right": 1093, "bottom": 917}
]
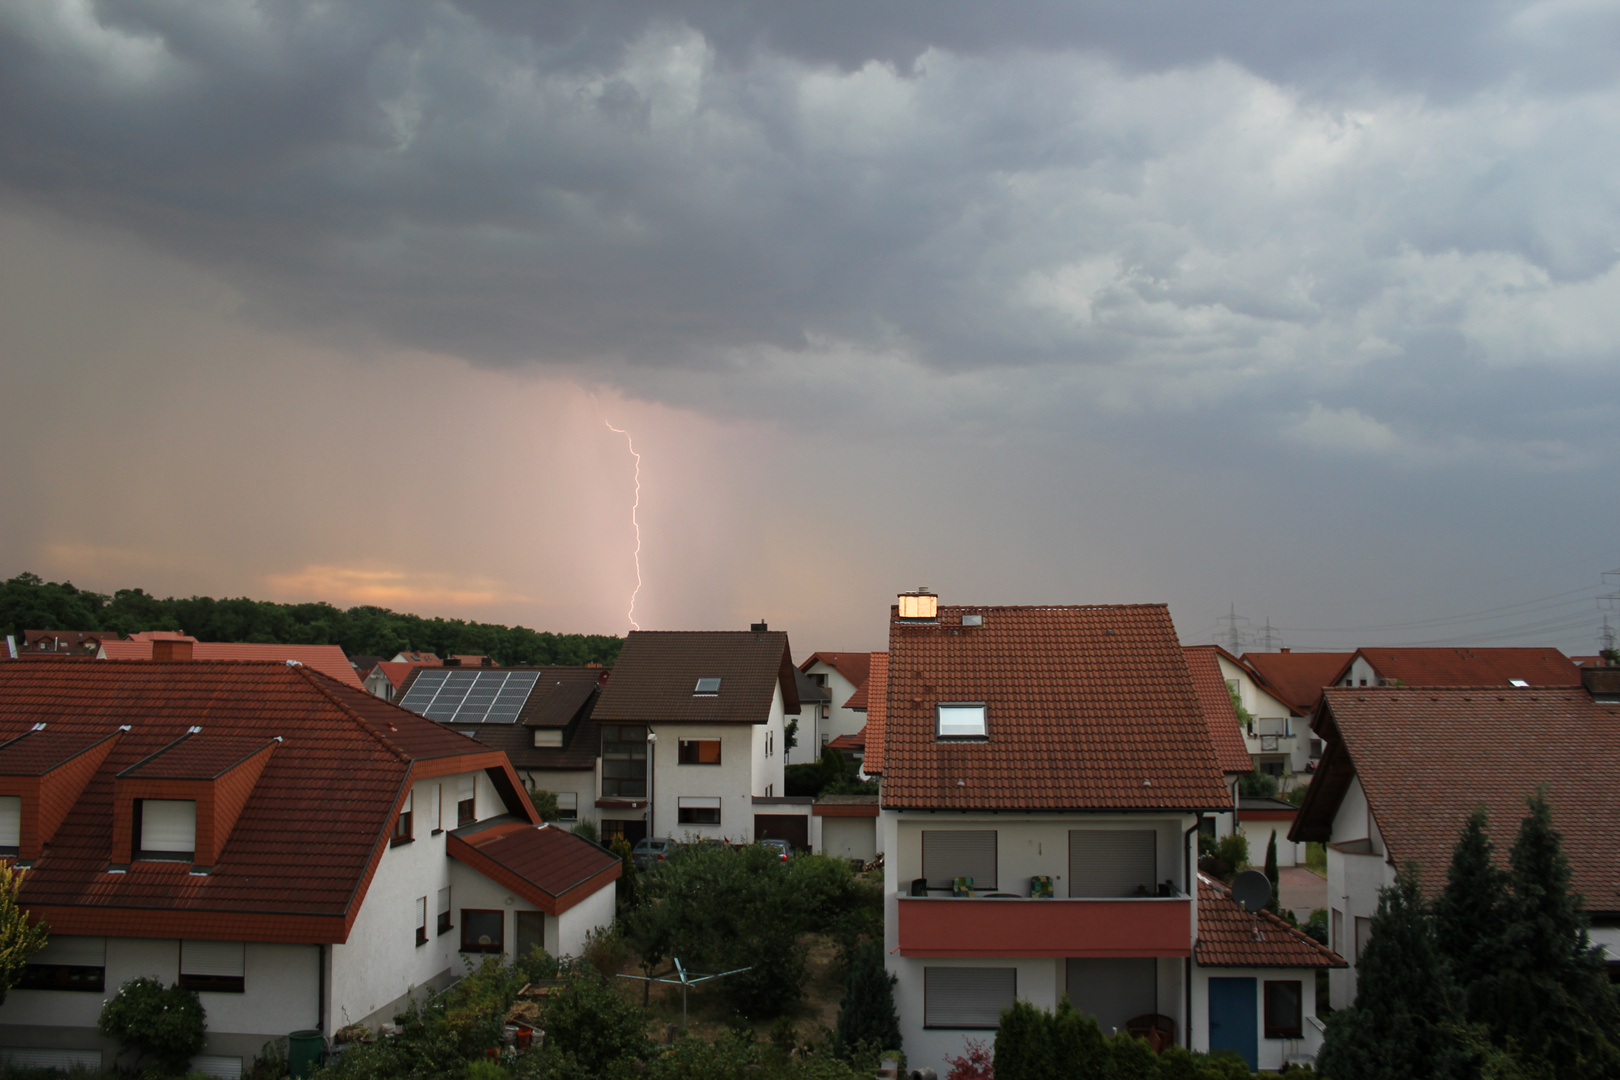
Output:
[{"left": 1278, "top": 864, "right": 1327, "bottom": 922}]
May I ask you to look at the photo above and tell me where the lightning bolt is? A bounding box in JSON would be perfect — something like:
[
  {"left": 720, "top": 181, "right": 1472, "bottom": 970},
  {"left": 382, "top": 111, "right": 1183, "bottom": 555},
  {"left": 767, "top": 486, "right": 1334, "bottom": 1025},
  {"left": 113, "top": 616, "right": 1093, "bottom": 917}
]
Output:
[{"left": 604, "top": 420, "right": 643, "bottom": 631}]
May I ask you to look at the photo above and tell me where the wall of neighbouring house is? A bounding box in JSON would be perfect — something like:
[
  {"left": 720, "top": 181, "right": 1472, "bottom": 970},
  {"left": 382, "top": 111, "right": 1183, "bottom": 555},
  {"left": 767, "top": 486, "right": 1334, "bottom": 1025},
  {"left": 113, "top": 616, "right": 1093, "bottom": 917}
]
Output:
[
  {"left": 820, "top": 815, "right": 878, "bottom": 861},
  {"left": 1190, "top": 962, "right": 1325, "bottom": 1071},
  {"left": 555, "top": 875, "right": 618, "bottom": 957},
  {"left": 514, "top": 767, "right": 596, "bottom": 830},
  {"left": 1324, "top": 776, "right": 1395, "bottom": 1009}
]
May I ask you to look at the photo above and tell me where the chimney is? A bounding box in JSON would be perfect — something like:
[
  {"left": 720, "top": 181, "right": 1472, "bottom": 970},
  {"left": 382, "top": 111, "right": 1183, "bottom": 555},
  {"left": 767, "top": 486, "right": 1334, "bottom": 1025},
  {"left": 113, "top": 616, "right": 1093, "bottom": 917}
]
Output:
[
  {"left": 750, "top": 621, "right": 769, "bottom": 633},
  {"left": 1280, "top": 648, "right": 1290, "bottom": 654},
  {"left": 897, "top": 587, "right": 938, "bottom": 621},
  {"left": 152, "top": 639, "right": 194, "bottom": 662},
  {"left": 444, "top": 657, "right": 461, "bottom": 667}
]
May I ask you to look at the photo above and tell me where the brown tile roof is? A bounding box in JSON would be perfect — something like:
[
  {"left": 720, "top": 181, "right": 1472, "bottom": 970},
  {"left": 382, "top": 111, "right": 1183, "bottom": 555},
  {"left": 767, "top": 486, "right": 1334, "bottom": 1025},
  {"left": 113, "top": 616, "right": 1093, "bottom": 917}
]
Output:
[
  {"left": 1239, "top": 652, "right": 1353, "bottom": 714},
  {"left": 1347, "top": 647, "right": 1580, "bottom": 689},
  {"left": 0, "top": 658, "right": 526, "bottom": 939},
  {"left": 1195, "top": 875, "right": 1346, "bottom": 968},
  {"left": 593, "top": 631, "right": 798, "bottom": 724},
  {"left": 99, "top": 641, "right": 365, "bottom": 689},
  {"left": 119, "top": 734, "right": 279, "bottom": 780},
  {"left": 447, "top": 654, "right": 498, "bottom": 668},
  {"left": 880, "top": 605, "right": 1229, "bottom": 811},
  {"left": 839, "top": 652, "right": 887, "bottom": 710},
  {"left": 21, "top": 631, "right": 121, "bottom": 655},
  {"left": 0, "top": 728, "right": 121, "bottom": 776},
  {"left": 401, "top": 667, "right": 608, "bottom": 773},
  {"left": 1293, "top": 686, "right": 1620, "bottom": 911},
  {"left": 446, "top": 820, "right": 620, "bottom": 915},
  {"left": 1184, "top": 646, "right": 1259, "bottom": 777},
  {"left": 801, "top": 651, "right": 873, "bottom": 689},
  {"left": 861, "top": 654, "right": 890, "bottom": 775}
]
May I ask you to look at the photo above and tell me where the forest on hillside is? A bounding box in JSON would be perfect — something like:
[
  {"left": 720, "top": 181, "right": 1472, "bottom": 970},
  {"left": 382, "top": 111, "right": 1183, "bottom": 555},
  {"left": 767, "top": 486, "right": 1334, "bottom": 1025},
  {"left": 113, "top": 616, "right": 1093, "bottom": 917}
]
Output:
[{"left": 0, "top": 572, "right": 622, "bottom": 667}]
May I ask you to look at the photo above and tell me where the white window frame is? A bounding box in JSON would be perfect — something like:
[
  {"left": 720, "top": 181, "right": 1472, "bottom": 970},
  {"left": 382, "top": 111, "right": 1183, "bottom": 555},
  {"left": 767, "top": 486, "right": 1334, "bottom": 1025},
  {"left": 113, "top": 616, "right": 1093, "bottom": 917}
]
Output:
[{"left": 936, "top": 702, "right": 988, "bottom": 739}]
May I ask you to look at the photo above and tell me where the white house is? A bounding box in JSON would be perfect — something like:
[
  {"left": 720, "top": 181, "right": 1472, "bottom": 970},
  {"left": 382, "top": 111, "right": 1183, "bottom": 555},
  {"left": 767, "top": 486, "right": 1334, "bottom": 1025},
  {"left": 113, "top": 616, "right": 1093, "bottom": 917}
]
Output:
[
  {"left": 876, "top": 595, "right": 1233, "bottom": 1075},
  {"left": 0, "top": 657, "right": 619, "bottom": 1075},
  {"left": 587, "top": 625, "right": 799, "bottom": 848},
  {"left": 1291, "top": 672, "right": 1620, "bottom": 1008},
  {"left": 797, "top": 652, "right": 873, "bottom": 761}
]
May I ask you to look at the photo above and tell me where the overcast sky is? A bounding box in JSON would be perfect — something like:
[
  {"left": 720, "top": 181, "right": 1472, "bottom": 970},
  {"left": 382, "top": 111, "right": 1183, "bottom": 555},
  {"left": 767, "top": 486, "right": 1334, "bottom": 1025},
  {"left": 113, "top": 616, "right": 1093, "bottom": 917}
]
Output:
[{"left": 2, "top": 0, "right": 1618, "bottom": 654}]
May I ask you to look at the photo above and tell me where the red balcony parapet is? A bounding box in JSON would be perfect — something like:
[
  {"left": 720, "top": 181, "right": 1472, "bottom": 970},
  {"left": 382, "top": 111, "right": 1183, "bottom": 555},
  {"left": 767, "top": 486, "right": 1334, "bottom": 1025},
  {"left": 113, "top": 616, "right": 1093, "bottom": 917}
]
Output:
[{"left": 897, "top": 896, "right": 1191, "bottom": 958}]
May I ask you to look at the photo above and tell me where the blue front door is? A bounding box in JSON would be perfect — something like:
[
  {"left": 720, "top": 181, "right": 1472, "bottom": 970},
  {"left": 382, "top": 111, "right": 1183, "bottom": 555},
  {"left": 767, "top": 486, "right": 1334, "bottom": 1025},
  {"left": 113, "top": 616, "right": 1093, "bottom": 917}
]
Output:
[{"left": 1208, "top": 976, "right": 1258, "bottom": 1070}]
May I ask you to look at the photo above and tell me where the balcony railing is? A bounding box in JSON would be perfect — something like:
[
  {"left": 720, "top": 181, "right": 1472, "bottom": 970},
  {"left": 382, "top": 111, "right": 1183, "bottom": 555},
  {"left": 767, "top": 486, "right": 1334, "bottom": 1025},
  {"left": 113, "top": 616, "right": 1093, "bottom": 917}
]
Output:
[{"left": 896, "top": 895, "right": 1191, "bottom": 958}]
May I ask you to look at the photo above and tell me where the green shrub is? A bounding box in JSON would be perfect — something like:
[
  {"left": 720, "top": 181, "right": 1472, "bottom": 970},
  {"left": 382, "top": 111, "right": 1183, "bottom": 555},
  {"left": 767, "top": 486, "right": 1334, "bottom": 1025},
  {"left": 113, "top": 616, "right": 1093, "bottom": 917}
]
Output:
[
  {"left": 98, "top": 977, "right": 207, "bottom": 1073},
  {"left": 571, "top": 819, "right": 600, "bottom": 844},
  {"left": 1304, "top": 908, "right": 1329, "bottom": 945},
  {"left": 526, "top": 788, "right": 559, "bottom": 822},
  {"left": 542, "top": 974, "right": 649, "bottom": 1075}
]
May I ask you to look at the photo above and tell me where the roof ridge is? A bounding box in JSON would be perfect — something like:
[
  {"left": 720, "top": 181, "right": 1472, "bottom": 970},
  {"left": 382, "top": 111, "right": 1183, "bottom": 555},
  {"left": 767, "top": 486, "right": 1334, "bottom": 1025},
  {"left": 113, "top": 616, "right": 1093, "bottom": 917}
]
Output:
[{"left": 291, "top": 665, "right": 411, "bottom": 765}]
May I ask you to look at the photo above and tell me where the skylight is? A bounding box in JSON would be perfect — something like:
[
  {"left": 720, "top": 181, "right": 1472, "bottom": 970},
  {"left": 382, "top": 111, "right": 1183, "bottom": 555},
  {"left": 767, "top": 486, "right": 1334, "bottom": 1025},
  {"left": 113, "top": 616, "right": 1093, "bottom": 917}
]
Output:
[
  {"left": 937, "top": 703, "right": 987, "bottom": 738},
  {"left": 694, "top": 677, "right": 722, "bottom": 696},
  {"left": 1509, "top": 679, "right": 1529, "bottom": 688}
]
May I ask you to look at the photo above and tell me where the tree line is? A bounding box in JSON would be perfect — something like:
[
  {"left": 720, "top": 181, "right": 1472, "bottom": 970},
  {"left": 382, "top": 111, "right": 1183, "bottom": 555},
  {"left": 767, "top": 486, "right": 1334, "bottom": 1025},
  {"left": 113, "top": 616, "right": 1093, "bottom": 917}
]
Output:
[{"left": 0, "top": 572, "right": 622, "bottom": 667}]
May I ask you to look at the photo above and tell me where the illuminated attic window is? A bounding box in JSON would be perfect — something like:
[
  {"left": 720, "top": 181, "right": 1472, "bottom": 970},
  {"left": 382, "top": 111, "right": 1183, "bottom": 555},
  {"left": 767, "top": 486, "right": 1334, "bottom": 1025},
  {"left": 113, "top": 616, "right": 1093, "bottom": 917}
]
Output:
[
  {"left": 1509, "top": 679, "right": 1529, "bottom": 688},
  {"left": 937, "top": 703, "right": 988, "bottom": 740},
  {"left": 694, "top": 677, "right": 722, "bottom": 697}
]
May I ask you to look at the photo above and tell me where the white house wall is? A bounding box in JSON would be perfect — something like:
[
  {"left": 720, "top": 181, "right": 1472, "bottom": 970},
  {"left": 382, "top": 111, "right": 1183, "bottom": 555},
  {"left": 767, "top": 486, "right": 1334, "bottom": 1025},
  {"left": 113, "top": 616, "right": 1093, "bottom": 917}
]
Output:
[
  {"left": 1190, "top": 963, "right": 1324, "bottom": 1071},
  {"left": 515, "top": 768, "right": 596, "bottom": 829},
  {"left": 648, "top": 722, "right": 758, "bottom": 842},
  {"left": 821, "top": 816, "right": 878, "bottom": 862},
  {"left": 556, "top": 878, "right": 617, "bottom": 957},
  {"left": 1324, "top": 776, "right": 1396, "bottom": 1008},
  {"left": 804, "top": 661, "right": 864, "bottom": 750}
]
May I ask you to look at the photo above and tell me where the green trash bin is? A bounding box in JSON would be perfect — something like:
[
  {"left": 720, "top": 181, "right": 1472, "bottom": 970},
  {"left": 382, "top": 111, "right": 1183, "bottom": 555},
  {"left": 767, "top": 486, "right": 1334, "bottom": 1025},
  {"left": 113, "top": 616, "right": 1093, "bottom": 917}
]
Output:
[{"left": 288, "top": 1030, "right": 325, "bottom": 1079}]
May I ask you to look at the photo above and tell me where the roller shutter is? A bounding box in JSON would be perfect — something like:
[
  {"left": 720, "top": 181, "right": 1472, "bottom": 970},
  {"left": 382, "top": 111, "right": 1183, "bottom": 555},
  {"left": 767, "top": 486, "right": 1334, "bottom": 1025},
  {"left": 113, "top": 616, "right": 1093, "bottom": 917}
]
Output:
[
  {"left": 31, "top": 936, "right": 105, "bottom": 967},
  {"left": 140, "top": 799, "right": 196, "bottom": 854},
  {"left": 0, "top": 796, "right": 19, "bottom": 849},
  {"left": 181, "top": 940, "right": 245, "bottom": 978},
  {"left": 922, "top": 830, "right": 997, "bottom": 890},
  {"left": 1067, "top": 830, "right": 1156, "bottom": 897},
  {"left": 1066, "top": 957, "right": 1157, "bottom": 1033},
  {"left": 3, "top": 1050, "right": 102, "bottom": 1071},
  {"left": 190, "top": 1056, "right": 244, "bottom": 1080},
  {"left": 924, "top": 967, "right": 1016, "bottom": 1028}
]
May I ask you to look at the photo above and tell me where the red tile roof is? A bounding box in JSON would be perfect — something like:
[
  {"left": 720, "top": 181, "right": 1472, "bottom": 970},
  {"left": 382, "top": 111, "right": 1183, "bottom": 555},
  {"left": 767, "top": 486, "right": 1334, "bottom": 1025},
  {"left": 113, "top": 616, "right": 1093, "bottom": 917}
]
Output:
[
  {"left": 861, "top": 654, "right": 890, "bottom": 775},
  {"left": 126, "top": 631, "right": 199, "bottom": 642},
  {"left": 839, "top": 652, "right": 887, "bottom": 709},
  {"left": 1239, "top": 652, "right": 1353, "bottom": 714},
  {"left": 801, "top": 651, "right": 873, "bottom": 689},
  {"left": 827, "top": 731, "right": 865, "bottom": 752},
  {"left": 1184, "top": 646, "right": 1259, "bottom": 777},
  {"left": 0, "top": 728, "right": 120, "bottom": 776},
  {"left": 447, "top": 820, "right": 620, "bottom": 915},
  {"left": 119, "top": 734, "right": 278, "bottom": 780},
  {"left": 371, "top": 661, "right": 431, "bottom": 690},
  {"left": 881, "top": 605, "right": 1229, "bottom": 811},
  {"left": 1344, "top": 647, "right": 1580, "bottom": 689},
  {"left": 0, "top": 658, "right": 530, "bottom": 941},
  {"left": 1293, "top": 686, "right": 1620, "bottom": 910},
  {"left": 594, "top": 631, "right": 798, "bottom": 724},
  {"left": 99, "top": 641, "right": 365, "bottom": 689},
  {"left": 1195, "top": 875, "right": 1346, "bottom": 968}
]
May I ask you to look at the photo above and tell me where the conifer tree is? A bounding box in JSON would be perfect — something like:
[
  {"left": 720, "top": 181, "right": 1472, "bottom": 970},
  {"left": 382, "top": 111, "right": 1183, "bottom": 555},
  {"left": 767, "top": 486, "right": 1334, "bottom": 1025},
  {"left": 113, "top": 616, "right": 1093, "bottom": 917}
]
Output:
[
  {"left": 1316, "top": 863, "right": 1480, "bottom": 1080},
  {"left": 1263, "top": 831, "right": 1280, "bottom": 915},
  {"left": 832, "top": 940, "right": 902, "bottom": 1061},
  {"left": 1469, "top": 793, "right": 1620, "bottom": 1078},
  {"left": 1433, "top": 806, "right": 1511, "bottom": 1002}
]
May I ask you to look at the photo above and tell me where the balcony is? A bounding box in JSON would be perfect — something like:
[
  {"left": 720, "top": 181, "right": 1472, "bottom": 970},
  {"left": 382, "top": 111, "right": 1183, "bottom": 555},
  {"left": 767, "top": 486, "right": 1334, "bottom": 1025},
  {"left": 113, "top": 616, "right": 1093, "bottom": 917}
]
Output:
[{"left": 896, "top": 895, "right": 1191, "bottom": 958}]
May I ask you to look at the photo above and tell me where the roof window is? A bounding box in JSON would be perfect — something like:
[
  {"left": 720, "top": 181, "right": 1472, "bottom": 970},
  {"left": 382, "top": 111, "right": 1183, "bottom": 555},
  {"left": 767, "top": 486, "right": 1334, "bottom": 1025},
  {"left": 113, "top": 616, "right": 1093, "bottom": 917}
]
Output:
[
  {"left": 694, "top": 677, "right": 722, "bottom": 696},
  {"left": 937, "top": 703, "right": 988, "bottom": 739},
  {"left": 1509, "top": 679, "right": 1529, "bottom": 688}
]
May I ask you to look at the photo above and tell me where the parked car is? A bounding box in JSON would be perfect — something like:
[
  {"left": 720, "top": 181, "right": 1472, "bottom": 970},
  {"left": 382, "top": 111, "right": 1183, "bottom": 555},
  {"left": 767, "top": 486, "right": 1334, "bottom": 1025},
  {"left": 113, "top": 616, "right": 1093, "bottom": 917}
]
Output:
[
  {"left": 758, "top": 838, "right": 793, "bottom": 863},
  {"left": 631, "top": 837, "right": 673, "bottom": 871}
]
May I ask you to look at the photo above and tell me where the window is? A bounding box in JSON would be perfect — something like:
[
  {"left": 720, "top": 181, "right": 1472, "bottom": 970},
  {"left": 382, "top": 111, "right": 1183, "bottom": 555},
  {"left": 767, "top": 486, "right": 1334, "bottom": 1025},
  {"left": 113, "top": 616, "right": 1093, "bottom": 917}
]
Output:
[
  {"left": 0, "top": 795, "right": 19, "bottom": 855},
  {"left": 393, "top": 792, "right": 414, "bottom": 845},
  {"left": 136, "top": 799, "right": 196, "bottom": 861},
  {"left": 432, "top": 784, "right": 444, "bottom": 833},
  {"left": 179, "top": 940, "right": 245, "bottom": 993},
  {"left": 1067, "top": 958, "right": 1156, "bottom": 1033},
  {"left": 457, "top": 776, "right": 475, "bottom": 827},
  {"left": 678, "top": 796, "right": 721, "bottom": 825},
  {"left": 532, "top": 729, "right": 564, "bottom": 748},
  {"left": 1264, "top": 981, "right": 1303, "bottom": 1038},
  {"left": 1068, "top": 830, "right": 1157, "bottom": 898},
  {"left": 416, "top": 897, "right": 428, "bottom": 946},
  {"left": 694, "top": 677, "right": 722, "bottom": 696},
  {"left": 678, "top": 739, "right": 721, "bottom": 765},
  {"left": 924, "top": 967, "right": 1016, "bottom": 1028},
  {"left": 601, "top": 725, "right": 648, "bottom": 798},
  {"left": 922, "top": 830, "right": 997, "bottom": 890},
  {"left": 461, "top": 909, "right": 505, "bottom": 954},
  {"left": 19, "top": 936, "right": 105, "bottom": 992},
  {"left": 1331, "top": 908, "right": 1343, "bottom": 953},
  {"left": 554, "top": 792, "right": 578, "bottom": 821},
  {"left": 936, "top": 703, "right": 987, "bottom": 739},
  {"left": 810, "top": 673, "right": 827, "bottom": 687},
  {"left": 437, "top": 888, "right": 453, "bottom": 935},
  {"left": 819, "top": 704, "right": 829, "bottom": 719},
  {"left": 1355, "top": 916, "right": 1373, "bottom": 960},
  {"left": 766, "top": 730, "right": 774, "bottom": 757}
]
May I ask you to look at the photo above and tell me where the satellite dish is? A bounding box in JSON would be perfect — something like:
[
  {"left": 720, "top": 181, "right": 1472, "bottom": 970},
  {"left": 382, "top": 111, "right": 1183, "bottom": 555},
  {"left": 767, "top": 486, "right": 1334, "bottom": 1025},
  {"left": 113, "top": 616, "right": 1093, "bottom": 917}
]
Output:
[{"left": 1232, "top": 870, "right": 1272, "bottom": 912}]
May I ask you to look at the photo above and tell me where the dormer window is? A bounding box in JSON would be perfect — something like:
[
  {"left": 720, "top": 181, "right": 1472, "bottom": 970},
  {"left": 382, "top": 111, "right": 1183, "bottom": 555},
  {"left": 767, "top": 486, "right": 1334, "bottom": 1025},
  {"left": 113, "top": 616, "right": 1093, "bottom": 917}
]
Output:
[
  {"left": 694, "top": 677, "right": 722, "bottom": 697},
  {"left": 937, "top": 703, "right": 988, "bottom": 739},
  {"left": 136, "top": 799, "right": 196, "bottom": 861}
]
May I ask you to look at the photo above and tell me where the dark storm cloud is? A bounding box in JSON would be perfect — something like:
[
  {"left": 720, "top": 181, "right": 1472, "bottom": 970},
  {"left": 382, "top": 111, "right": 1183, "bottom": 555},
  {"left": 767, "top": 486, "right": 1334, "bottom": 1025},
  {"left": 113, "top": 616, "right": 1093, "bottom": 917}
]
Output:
[{"left": 1, "top": 0, "right": 1618, "bottom": 471}]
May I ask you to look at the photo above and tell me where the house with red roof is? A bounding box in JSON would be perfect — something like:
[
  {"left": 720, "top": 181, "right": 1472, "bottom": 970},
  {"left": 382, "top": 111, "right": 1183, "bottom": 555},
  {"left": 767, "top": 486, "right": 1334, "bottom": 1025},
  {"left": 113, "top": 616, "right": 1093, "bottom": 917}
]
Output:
[
  {"left": 1192, "top": 874, "right": 1345, "bottom": 1069},
  {"left": 0, "top": 659, "right": 619, "bottom": 1074},
  {"left": 1290, "top": 670, "right": 1620, "bottom": 1010},
  {"left": 98, "top": 637, "right": 365, "bottom": 690},
  {"left": 1238, "top": 650, "right": 1353, "bottom": 717},
  {"left": 796, "top": 650, "right": 874, "bottom": 764},
  {"left": 364, "top": 659, "right": 435, "bottom": 702},
  {"left": 878, "top": 593, "right": 1232, "bottom": 1074},
  {"left": 1327, "top": 646, "right": 1580, "bottom": 692}
]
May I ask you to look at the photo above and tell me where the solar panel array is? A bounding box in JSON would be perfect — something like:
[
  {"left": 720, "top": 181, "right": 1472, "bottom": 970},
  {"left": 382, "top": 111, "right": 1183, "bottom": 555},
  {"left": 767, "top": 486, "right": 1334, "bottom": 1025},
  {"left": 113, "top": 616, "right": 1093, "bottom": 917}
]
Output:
[{"left": 397, "top": 669, "right": 542, "bottom": 724}]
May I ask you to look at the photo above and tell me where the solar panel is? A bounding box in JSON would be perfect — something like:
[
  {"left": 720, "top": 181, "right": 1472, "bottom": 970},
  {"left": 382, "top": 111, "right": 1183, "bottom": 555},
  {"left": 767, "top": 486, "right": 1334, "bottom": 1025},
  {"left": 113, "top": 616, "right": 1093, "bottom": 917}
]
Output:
[{"left": 396, "top": 669, "right": 542, "bottom": 725}]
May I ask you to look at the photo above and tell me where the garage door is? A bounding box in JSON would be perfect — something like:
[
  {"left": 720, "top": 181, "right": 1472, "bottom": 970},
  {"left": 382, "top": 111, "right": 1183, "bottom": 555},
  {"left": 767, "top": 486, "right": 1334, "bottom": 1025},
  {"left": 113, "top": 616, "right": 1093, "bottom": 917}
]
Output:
[{"left": 754, "top": 814, "right": 809, "bottom": 851}]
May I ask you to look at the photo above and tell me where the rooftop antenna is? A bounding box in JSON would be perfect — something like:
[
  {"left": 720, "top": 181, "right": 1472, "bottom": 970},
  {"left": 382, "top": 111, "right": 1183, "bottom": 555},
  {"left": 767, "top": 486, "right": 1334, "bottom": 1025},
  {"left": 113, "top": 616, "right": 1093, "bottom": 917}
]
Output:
[{"left": 616, "top": 957, "right": 752, "bottom": 1030}]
